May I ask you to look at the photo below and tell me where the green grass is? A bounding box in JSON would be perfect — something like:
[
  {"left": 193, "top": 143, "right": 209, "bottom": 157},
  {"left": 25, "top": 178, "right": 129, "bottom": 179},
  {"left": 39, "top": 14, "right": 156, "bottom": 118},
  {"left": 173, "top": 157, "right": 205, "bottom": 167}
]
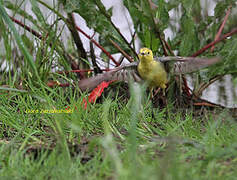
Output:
[{"left": 1, "top": 83, "right": 237, "bottom": 180}]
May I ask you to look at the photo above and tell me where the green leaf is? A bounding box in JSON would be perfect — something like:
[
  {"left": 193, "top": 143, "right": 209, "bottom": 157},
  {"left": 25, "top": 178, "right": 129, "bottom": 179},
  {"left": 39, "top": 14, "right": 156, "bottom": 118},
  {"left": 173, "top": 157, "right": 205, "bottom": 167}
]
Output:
[
  {"left": 214, "top": 2, "right": 228, "bottom": 19},
  {"left": 144, "top": 28, "right": 151, "bottom": 48},
  {"left": 0, "top": 86, "right": 28, "bottom": 92},
  {"left": 155, "top": 0, "right": 169, "bottom": 30},
  {"left": 179, "top": 13, "right": 199, "bottom": 56},
  {"left": 151, "top": 33, "right": 160, "bottom": 52},
  {"left": 4, "top": 0, "right": 39, "bottom": 28},
  {"left": 30, "top": 0, "right": 47, "bottom": 27},
  {"left": 21, "top": 34, "right": 34, "bottom": 53}
]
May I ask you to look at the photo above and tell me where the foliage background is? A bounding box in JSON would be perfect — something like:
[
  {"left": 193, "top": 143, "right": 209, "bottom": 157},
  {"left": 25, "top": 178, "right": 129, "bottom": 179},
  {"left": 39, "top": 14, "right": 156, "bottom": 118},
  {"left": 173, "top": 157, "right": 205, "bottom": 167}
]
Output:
[{"left": 0, "top": 0, "right": 237, "bottom": 179}]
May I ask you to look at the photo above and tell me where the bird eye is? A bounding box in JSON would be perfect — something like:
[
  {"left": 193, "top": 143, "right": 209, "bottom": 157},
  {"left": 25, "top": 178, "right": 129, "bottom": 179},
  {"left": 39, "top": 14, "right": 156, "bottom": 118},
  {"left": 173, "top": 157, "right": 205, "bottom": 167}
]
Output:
[{"left": 147, "top": 52, "right": 150, "bottom": 54}]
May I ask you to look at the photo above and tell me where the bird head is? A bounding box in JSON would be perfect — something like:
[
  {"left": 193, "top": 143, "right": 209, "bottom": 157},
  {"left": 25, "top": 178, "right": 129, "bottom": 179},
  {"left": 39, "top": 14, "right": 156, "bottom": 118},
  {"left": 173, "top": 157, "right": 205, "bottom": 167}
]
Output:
[{"left": 138, "top": 48, "right": 153, "bottom": 62}]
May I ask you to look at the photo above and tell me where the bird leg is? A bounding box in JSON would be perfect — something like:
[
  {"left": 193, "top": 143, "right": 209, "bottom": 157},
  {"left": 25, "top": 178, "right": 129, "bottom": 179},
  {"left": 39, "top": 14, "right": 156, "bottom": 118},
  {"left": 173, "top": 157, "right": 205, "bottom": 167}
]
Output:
[
  {"left": 153, "top": 87, "right": 161, "bottom": 97},
  {"left": 152, "top": 87, "right": 167, "bottom": 107},
  {"left": 149, "top": 88, "right": 153, "bottom": 100}
]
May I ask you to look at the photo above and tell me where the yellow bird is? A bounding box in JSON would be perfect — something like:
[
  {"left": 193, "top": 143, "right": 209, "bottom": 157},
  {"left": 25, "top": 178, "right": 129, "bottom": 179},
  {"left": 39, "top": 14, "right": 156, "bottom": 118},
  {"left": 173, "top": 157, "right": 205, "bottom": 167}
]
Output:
[
  {"left": 78, "top": 48, "right": 220, "bottom": 92},
  {"left": 137, "top": 48, "right": 167, "bottom": 89}
]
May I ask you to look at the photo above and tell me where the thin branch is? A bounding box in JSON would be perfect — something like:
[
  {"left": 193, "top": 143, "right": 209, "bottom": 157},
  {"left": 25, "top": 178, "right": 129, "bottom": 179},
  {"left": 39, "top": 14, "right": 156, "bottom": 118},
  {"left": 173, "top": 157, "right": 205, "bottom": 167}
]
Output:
[
  {"left": 56, "top": 68, "right": 112, "bottom": 75},
  {"left": 37, "top": 0, "right": 120, "bottom": 66},
  {"left": 75, "top": 25, "right": 120, "bottom": 66},
  {"left": 193, "top": 102, "right": 219, "bottom": 107},
  {"left": 94, "top": 0, "right": 137, "bottom": 58},
  {"left": 67, "top": 13, "right": 88, "bottom": 79},
  {"left": 67, "top": 13, "right": 87, "bottom": 60},
  {"left": 195, "top": 75, "right": 223, "bottom": 97},
  {"left": 90, "top": 40, "right": 102, "bottom": 74},
  {"left": 192, "top": 95, "right": 224, "bottom": 108},
  {"left": 10, "top": 16, "right": 80, "bottom": 73},
  {"left": 182, "top": 76, "right": 191, "bottom": 97},
  {"left": 163, "top": 39, "right": 174, "bottom": 56},
  {"left": 131, "top": 30, "right": 137, "bottom": 53},
  {"left": 10, "top": 16, "right": 42, "bottom": 39},
  {"left": 47, "top": 81, "right": 70, "bottom": 87},
  {"left": 146, "top": 0, "right": 169, "bottom": 56},
  {"left": 211, "top": 6, "right": 231, "bottom": 52},
  {"left": 191, "top": 28, "right": 237, "bottom": 57},
  {"left": 117, "top": 31, "right": 138, "bottom": 65},
  {"left": 109, "top": 39, "right": 134, "bottom": 63}
]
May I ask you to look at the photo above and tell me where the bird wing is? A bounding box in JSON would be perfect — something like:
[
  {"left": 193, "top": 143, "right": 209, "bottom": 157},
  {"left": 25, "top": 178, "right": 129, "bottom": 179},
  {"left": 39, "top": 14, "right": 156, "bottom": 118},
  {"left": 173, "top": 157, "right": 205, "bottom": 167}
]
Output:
[
  {"left": 156, "top": 56, "right": 221, "bottom": 75},
  {"left": 78, "top": 56, "right": 221, "bottom": 91},
  {"left": 78, "top": 62, "right": 141, "bottom": 91}
]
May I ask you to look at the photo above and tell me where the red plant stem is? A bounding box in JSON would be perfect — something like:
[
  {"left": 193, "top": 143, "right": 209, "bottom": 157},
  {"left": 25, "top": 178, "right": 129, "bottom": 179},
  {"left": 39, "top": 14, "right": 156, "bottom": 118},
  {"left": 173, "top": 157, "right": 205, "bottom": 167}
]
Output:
[
  {"left": 59, "top": 83, "right": 70, "bottom": 87},
  {"left": 187, "top": 27, "right": 237, "bottom": 96},
  {"left": 75, "top": 25, "right": 120, "bottom": 67},
  {"left": 182, "top": 76, "right": 191, "bottom": 97},
  {"left": 56, "top": 68, "right": 111, "bottom": 74},
  {"left": 109, "top": 39, "right": 134, "bottom": 63},
  {"left": 47, "top": 81, "right": 70, "bottom": 87},
  {"left": 10, "top": 16, "right": 42, "bottom": 39},
  {"left": 193, "top": 102, "right": 217, "bottom": 107},
  {"left": 211, "top": 6, "right": 231, "bottom": 52},
  {"left": 10, "top": 16, "right": 119, "bottom": 67},
  {"left": 191, "top": 28, "right": 237, "bottom": 57}
]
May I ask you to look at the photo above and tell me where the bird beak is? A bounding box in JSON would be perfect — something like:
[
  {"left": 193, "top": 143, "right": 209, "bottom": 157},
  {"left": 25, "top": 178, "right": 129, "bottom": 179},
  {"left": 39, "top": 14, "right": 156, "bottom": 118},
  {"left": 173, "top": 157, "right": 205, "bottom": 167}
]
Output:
[{"left": 140, "top": 52, "right": 145, "bottom": 56}]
